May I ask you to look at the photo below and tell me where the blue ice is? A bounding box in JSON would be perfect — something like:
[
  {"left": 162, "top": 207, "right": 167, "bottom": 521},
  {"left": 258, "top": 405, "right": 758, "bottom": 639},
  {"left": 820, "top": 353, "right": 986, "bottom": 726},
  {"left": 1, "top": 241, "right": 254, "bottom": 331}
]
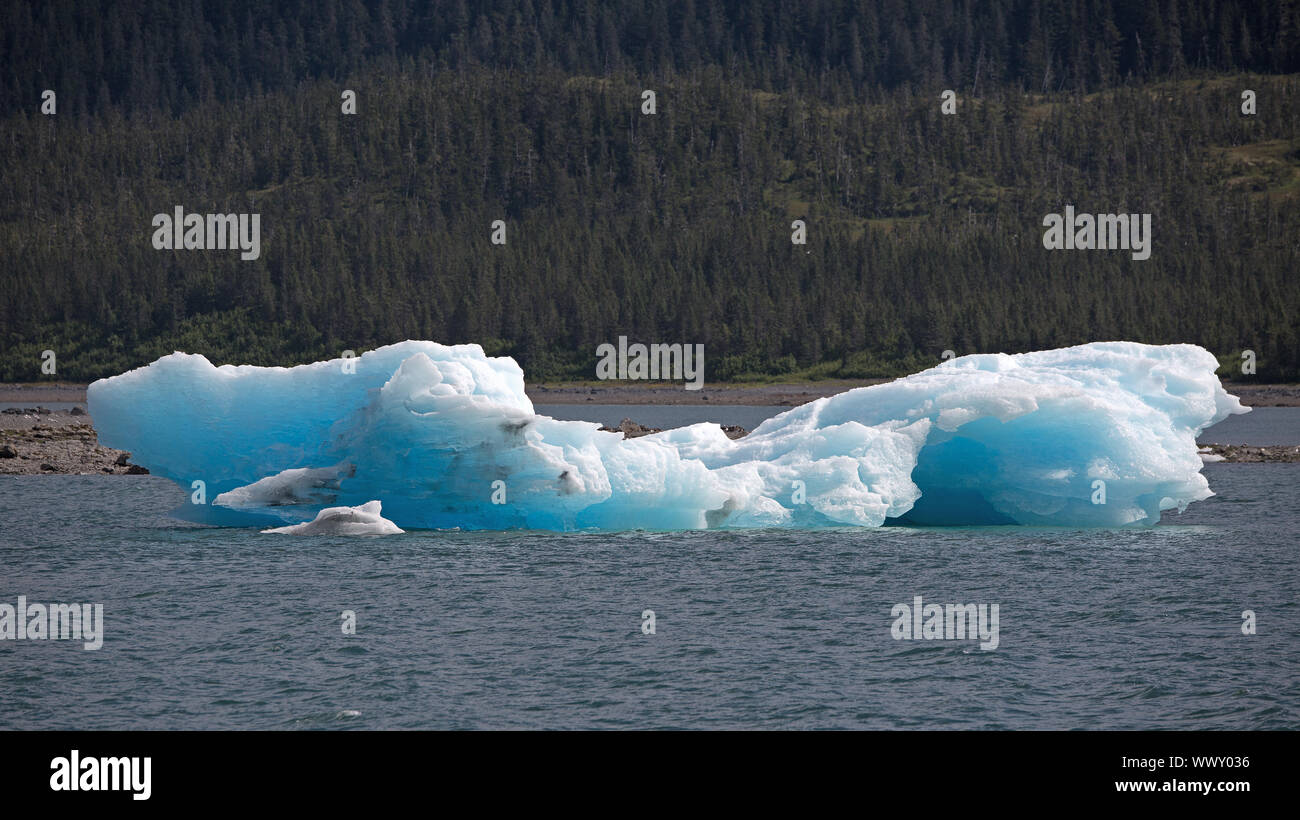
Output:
[{"left": 87, "top": 341, "right": 1247, "bottom": 530}]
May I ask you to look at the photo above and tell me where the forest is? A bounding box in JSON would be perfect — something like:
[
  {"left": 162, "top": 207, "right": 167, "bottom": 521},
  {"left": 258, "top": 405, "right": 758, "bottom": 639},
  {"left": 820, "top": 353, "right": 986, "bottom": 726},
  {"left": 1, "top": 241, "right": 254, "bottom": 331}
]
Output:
[{"left": 1, "top": 1, "right": 1297, "bottom": 381}]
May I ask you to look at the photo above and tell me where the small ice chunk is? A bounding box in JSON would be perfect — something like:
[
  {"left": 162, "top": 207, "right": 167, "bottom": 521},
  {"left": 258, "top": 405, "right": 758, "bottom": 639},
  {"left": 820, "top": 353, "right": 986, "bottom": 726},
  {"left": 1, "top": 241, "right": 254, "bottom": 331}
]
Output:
[
  {"left": 215, "top": 464, "right": 351, "bottom": 507},
  {"left": 261, "top": 500, "right": 403, "bottom": 536}
]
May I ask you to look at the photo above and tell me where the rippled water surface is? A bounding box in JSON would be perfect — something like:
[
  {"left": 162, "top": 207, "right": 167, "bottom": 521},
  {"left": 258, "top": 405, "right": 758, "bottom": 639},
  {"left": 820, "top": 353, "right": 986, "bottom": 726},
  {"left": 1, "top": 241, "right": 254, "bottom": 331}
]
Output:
[{"left": 1, "top": 462, "right": 1295, "bottom": 730}]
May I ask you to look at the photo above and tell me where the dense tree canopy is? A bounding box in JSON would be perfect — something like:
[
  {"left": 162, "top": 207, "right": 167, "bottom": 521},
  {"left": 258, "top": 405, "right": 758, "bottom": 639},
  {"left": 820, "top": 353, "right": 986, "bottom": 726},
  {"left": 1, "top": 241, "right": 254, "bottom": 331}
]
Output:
[
  {"left": 4, "top": 0, "right": 1298, "bottom": 113},
  {"left": 1, "top": 2, "right": 1297, "bottom": 381}
]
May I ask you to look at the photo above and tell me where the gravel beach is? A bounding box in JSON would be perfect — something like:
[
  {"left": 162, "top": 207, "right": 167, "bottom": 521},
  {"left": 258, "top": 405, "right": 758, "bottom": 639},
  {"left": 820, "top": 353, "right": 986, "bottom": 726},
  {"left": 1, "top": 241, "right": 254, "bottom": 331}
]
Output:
[{"left": 2, "top": 381, "right": 1297, "bottom": 475}]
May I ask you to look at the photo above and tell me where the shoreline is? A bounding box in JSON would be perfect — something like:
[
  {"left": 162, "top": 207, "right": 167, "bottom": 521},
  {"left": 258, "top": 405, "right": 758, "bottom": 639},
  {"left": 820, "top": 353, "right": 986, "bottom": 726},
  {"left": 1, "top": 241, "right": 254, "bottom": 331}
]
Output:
[
  {"left": 5, "top": 379, "right": 1300, "bottom": 407},
  {"left": 2, "top": 407, "right": 1297, "bottom": 476},
  {"left": 4, "top": 379, "right": 1297, "bottom": 476}
]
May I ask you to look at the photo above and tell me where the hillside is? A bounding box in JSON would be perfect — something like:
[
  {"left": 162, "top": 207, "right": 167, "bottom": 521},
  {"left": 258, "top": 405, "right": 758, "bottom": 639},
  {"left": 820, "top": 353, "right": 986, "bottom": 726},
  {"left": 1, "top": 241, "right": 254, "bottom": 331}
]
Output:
[{"left": 1, "top": 1, "right": 1297, "bottom": 381}]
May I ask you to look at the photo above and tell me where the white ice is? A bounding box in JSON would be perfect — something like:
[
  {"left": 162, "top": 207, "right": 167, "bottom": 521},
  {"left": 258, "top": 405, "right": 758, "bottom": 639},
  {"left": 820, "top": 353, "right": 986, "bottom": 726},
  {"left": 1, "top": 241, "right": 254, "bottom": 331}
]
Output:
[{"left": 261, "top": 500, "right": 404, "bottom": 536}]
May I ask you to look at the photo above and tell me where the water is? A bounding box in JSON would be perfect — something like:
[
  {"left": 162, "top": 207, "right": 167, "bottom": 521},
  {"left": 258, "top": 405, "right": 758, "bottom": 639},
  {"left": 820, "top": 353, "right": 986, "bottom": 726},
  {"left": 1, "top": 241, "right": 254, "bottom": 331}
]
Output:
[
  {"left": 539, "top": 404, "right": 1300, "bottom": 445},
  {"left": 534, "top": 403, "right": 780, "bottom": 432},
  {"left": 1, "top": 458, "right": 1295, "bottom": 730},
  {"left": 1199, "top": 407, "right": 1300, "bottom": 445}
]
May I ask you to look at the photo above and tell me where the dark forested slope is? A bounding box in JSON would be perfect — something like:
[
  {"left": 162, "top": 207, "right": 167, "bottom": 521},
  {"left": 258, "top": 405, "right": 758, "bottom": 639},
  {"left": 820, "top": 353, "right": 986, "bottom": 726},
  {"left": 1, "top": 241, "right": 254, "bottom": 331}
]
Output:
[{"left": 1, "top": 1, "right": 1297, "bottom": 381}]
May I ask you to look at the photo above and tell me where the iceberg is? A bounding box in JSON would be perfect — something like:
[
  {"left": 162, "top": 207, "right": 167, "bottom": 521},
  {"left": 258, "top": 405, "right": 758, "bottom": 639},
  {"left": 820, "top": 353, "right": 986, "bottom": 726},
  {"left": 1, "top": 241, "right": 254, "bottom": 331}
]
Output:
[
  {"left": 261, "top": 501, "right": 403, "bottom": 536},
  {"left": 87, "top": 340, "right": 1247, "bottom": 531}
]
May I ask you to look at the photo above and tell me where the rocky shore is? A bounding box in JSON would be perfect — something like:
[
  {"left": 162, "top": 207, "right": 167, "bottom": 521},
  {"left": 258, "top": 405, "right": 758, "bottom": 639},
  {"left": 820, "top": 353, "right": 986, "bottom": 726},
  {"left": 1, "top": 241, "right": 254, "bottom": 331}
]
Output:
[
  {"left": 534, "top": 380, "right": 1300, "bottom": 407},
  {"left": 598, "top": 417, "right": 750, "bottom": 439},
  {"left": 1196, "top": 443, "right": 1300, "bottom": 463},
  {"left": 3, "top": 375, "right": 1299, "bottom": 475},
  {"left": 2, "top": 406, "right": 1296, "bottom": 476},
  {"left": 0, "top": 409, "right": 147, "bottom": 475},
  {"left": 5, "top": 379, "right": 1300, "bottom": 409},
  {"left": 531, "top": 380, "right": 888, "bottom": 406}
]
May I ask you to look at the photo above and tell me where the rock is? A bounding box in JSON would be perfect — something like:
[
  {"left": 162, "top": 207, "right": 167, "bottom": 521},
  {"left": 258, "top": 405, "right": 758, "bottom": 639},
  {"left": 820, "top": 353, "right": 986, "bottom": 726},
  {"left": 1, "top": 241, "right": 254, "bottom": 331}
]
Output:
[
  {"left": 0, "top": 444, "right": 16, "bottom": 458},
  {"left": 70, "top": 406, "right": 86, "bottom": 416},
  {"left": 36, "top": 406, "right": 50, "bottom": 414},
  {"left": 115, "top": 452, "right": 130, "bottom": 466},
  {"left": 598, "top": 418, "right": 663, "bottom": 438},
  {"left": 1196, "top": 443, "right": 1300, "bottom": 463},
  {"left": 125, "top": 464, "right": 150, "bottom": 475},
  {"left": 39, "top": 463, "right": 58, "bottom": 472}
]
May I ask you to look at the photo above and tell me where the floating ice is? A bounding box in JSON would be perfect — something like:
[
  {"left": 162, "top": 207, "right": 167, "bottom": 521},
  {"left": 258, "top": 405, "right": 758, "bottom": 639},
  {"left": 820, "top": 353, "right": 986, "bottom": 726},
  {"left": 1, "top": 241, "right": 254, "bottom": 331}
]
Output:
[
  {"left": 87, "top": 340, "right": 1247, "bottom": 531},
  {"left": 261, "top": 501, "right": 403, "bottom": 536}
]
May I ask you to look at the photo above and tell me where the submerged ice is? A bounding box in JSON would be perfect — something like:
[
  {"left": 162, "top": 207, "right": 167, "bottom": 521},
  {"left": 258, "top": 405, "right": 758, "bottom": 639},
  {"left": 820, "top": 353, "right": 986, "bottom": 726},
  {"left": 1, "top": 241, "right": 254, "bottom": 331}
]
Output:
[{"left": 87, "top": 340, "right": 1247, "bottom": 531}]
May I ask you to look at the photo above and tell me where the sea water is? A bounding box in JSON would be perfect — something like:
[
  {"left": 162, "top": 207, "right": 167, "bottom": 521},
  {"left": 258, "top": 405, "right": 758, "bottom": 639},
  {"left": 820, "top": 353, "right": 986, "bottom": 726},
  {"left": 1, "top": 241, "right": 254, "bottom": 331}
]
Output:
[{"left": 0, "top": 457, "right": 1295, "bottom": 729}]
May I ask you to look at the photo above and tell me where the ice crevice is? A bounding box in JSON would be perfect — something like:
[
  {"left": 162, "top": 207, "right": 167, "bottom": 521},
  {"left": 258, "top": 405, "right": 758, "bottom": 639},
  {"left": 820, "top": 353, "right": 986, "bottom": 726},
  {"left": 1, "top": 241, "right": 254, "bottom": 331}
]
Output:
[{"left": 86, "top": 340, "right": 1247, "bottom": 531}]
